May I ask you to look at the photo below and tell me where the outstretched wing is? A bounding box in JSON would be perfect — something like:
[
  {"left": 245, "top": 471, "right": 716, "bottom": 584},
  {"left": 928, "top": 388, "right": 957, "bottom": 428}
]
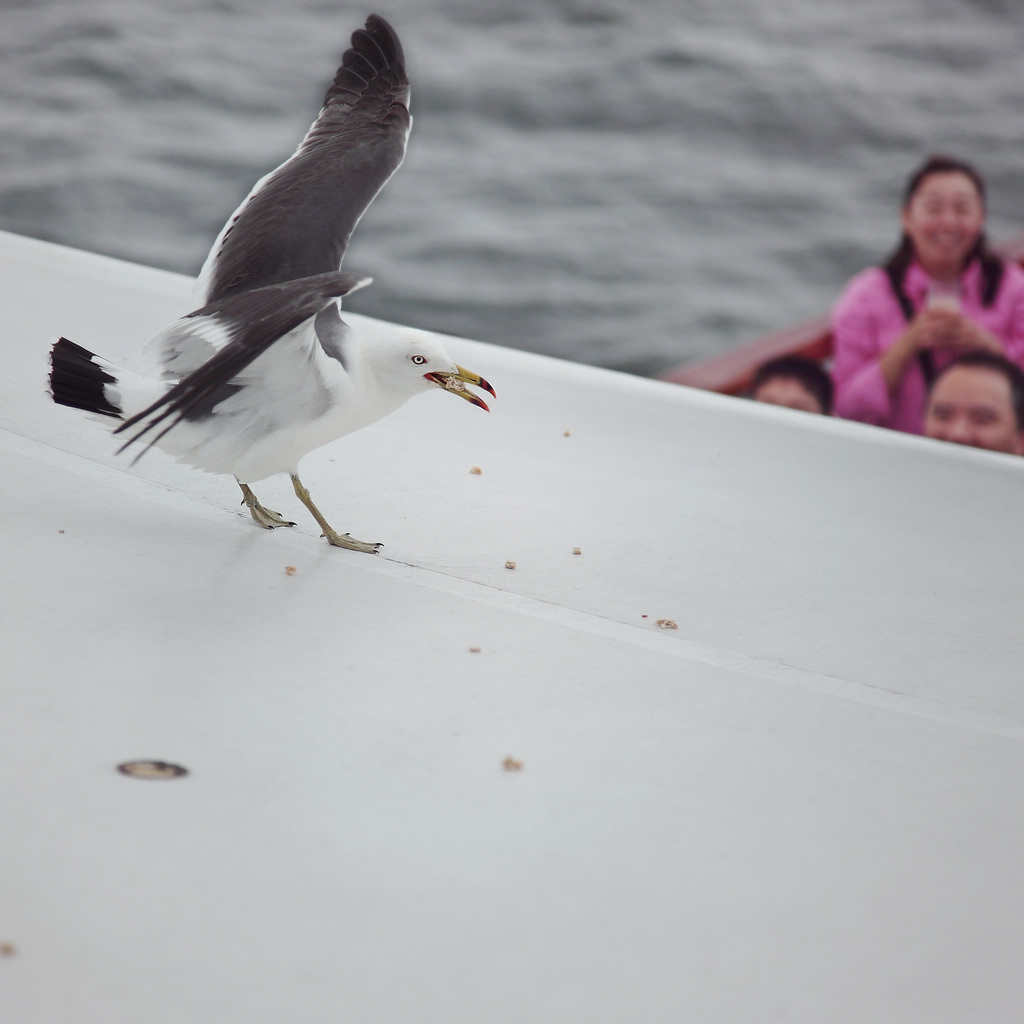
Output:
[
  {"left": 196, "top": 14, "right": 410, "bottom": 304},
  {"left": 116, "top": 270, "right": 370, "bottom": 458}
]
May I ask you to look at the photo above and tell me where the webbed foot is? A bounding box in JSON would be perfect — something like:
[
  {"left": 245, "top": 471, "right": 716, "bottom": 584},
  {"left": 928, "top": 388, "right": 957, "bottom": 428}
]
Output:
[
  {"left": 238, "top": 482, "right": 295, "bottom": 530},
  {"left": 321, "top": 529, "right": 383, "bottom": 553},
  {"left": 290, "top": 474, "right": 381, "bottom": 554}
]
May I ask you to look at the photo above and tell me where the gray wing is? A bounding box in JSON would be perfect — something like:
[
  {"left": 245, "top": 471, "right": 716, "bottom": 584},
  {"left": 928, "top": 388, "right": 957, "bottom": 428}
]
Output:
[
  {"left": 146, "top": 285, "right": 356, "bottom": 380},
  {"left": 116, "top": 270, "right": 370, "bottom": 458},
  {"left": 197, "top": 14, "right": 410, "bottom": 305}
]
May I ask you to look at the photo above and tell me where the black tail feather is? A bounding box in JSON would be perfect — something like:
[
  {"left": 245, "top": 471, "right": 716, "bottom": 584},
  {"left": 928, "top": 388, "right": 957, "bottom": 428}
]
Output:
[{"left": 49, "top": 337, "right": 122, "bottom": 418}]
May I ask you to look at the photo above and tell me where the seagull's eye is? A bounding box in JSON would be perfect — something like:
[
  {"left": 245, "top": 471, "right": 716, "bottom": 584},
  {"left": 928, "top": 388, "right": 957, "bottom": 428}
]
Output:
[{"left": 411, "top": 354, "right": 428, "bottom": 366}]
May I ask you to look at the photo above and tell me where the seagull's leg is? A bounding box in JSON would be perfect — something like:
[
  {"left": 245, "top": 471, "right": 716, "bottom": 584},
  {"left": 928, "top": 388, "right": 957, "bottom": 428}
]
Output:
[
  {"left": 290, "top": 474, "right": 381, "bottom": 553},
  {"left": 237, "top": 480, "right": 295, "bottom": 529}
]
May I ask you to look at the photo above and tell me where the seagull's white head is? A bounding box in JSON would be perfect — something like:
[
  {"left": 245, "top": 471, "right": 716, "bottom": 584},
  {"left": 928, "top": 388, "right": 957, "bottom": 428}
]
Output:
[{"left": 369, "top": 329, "right": 495, "bottom": 411}]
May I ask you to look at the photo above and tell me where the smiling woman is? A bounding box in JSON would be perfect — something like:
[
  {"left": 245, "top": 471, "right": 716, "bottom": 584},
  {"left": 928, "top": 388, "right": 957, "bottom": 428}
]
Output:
[
  {"left": 830, "top": 155, "right": 1024, "bottom": 436},
  {"left": 902, "top": 166, "right": 986, "bottom": 283}
]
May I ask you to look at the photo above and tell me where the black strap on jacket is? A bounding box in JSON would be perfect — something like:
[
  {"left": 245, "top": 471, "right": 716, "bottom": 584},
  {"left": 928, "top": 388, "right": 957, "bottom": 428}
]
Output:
[{"left": 884, "top": 265, "right": 936, "bottom": 386}]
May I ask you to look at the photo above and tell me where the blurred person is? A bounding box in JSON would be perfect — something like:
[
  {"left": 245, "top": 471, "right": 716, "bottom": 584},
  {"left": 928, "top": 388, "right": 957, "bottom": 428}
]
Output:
[
  {"left": 923, "top": 352, "right": 1024, "bottom": 455},
  {"left": 831, "top": 155, "right": 1024, "bottom": 434},
  {"left": 747, "top": 356, "right": 833, "bottom": 414}
]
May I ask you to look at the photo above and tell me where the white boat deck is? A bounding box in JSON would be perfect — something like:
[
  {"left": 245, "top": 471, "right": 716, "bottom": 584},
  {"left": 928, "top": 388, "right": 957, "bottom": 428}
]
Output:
[{"left": 1, "top": 229, "right": 1022, "bottom": 1022}]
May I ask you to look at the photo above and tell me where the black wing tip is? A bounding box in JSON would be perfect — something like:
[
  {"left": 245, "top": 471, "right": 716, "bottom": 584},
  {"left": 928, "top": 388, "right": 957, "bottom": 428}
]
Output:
[
  {"left": 361, "top": 14, "right": 404, "bottom": 65},
  {"left": 325, "top": 13, "right": 407, "bottom": 107}
]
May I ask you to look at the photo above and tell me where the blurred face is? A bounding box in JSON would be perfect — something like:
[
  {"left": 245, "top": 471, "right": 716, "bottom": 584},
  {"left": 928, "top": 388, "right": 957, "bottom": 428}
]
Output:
[
  {"left": 901, "top": 171, "right": 985, "bottom": 281},
  {"left": 924, "top": 366, "right": 1024, "bottom": 454},
  {"left": 750, "top": 376, "right": 824, "bottom": 414}
]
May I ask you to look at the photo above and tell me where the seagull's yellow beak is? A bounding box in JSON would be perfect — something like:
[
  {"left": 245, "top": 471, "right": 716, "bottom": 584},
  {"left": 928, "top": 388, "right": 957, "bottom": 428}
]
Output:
[{"left": 425, "top": 365, "right": 496, "bottom": 411}]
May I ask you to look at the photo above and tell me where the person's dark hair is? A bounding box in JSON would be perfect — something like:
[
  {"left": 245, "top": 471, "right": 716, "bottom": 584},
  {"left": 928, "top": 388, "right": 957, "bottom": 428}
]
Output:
[
  {"left": 883, "top": 154, "right": 1004, "bottom": 320},
  {"left": 929, "top": 352, "right": 1024, "bottom": 431},
  {"left": 748, "top": 355, "right": 834, "bottom": 415}
]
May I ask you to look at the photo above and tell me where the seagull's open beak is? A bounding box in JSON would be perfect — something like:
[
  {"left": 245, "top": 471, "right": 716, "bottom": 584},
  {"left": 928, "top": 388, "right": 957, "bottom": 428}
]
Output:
[{"left": 425, "top": 365, "right": 496, "bottom": 411}]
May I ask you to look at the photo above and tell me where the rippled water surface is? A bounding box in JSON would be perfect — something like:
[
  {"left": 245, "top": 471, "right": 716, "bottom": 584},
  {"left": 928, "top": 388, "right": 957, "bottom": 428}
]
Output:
[{"left": 2, "top": 0, "right": 1023, "bottom": 374}]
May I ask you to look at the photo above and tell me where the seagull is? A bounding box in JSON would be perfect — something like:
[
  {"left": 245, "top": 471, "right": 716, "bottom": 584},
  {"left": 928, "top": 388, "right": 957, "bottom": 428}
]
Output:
[{"left": 47, "top": 13, "right": 495, "bottom": 552}]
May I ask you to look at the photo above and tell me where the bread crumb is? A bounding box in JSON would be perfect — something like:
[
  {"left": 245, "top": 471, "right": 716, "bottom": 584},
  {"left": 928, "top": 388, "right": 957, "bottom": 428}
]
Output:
[
  {"left": 58, "top": 529, "right": 65, "bottom": 534},
  {"left": 563, "top": 429, "right": 571, "bottom": 437},
  {"left": 469, "top": 466, "right": 482, "bottom": 475},
  {"left": 469, "top": 646, "right": 481, "bottom": 653},
  {"left": 572, "top": 547, "right": 582, "bottom": 555},
  {"left": 502, "top": 756, "right": 523, "bottom": 771},
  {"left": 655, "top": 619, "right": 678, "bottom": 629},
  {"left": 284, "top": 565, "right": 298, "bottom": 576},
  {"left": 0, "top": 942, "right": 15, "bottom": 957},
  {"left": 504, "top": 560, "right": 516, "bottom": 570}
]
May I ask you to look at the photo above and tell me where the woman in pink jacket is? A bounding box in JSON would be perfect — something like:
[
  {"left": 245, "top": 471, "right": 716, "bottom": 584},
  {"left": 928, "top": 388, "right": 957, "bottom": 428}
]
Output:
[{"left": 831, "top": 155, "right": 1024, "bottom": 434}]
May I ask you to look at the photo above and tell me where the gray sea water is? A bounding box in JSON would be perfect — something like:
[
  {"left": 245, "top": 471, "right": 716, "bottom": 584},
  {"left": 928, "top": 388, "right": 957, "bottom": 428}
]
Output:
[{"left": 2, "top": 0, "right": 1023, "bottom": 375}]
